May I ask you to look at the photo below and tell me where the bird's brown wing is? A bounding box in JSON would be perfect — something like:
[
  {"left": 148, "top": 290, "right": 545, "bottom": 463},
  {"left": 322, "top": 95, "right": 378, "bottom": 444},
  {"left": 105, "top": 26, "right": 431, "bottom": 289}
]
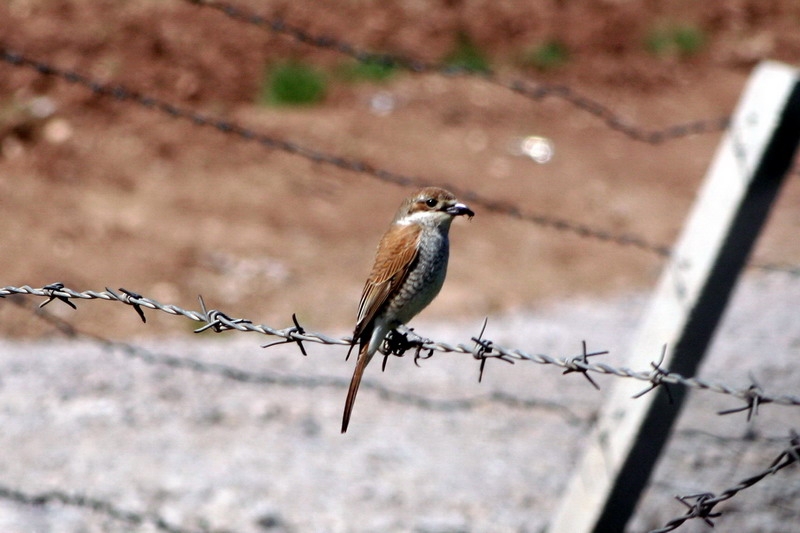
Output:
[
  {"left": 352, "top": 223, "right": 422, "bottom": 343},
  {"left": 342, "top": 223, "right": 422, "bottom": 432}
]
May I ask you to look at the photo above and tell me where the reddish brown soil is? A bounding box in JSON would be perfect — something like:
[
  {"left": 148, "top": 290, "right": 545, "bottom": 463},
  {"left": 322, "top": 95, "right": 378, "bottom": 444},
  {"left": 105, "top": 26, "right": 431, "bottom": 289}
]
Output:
[{"left": 1, "top": 0, "right": 800, "bottom": 338}]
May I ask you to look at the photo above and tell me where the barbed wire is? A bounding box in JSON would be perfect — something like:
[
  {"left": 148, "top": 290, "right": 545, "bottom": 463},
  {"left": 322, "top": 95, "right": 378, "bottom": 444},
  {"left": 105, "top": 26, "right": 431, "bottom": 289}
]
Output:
[
  {"left": 2, "top": 10, "right": 797, "bottom": 528},
  {"left": 3, "top": 48, "right": 800, "bottom": 275},
  {"left": 3, "top": 284, "right": 798, "bottom": 532},
  {"left": 185, "top": 0, "right": 730, "bottom": 144},
  {"left": 648, "top": 431, "right": 800, "bottom": 533},
  {"left": 0, "top": 484, "right": 198, "bottom": 533},
  {"left": 3, "top": 283, "right": 800, "bottom": 415},
  {"left": 1, "top": 431, "right": 796, "bottom": 533},
  {"left": 0, "top": 47, "right": 675, "bottom": 258},
  {"left": 8, "top": 295, "right": 586, "bottom": 424}
]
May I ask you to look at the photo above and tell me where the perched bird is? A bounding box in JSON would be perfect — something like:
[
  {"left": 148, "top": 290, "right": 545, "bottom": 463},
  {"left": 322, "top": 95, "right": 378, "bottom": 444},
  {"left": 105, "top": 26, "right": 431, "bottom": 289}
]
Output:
[{"left": 342, "top": 187, "right": 474, "bottom": 433}]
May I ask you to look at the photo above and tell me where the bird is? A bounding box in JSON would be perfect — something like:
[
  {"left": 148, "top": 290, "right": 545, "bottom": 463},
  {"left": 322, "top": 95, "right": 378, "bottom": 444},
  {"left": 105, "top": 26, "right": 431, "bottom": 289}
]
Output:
[{"left": 342, "top": 186, "right": 474, "bottom": 433}]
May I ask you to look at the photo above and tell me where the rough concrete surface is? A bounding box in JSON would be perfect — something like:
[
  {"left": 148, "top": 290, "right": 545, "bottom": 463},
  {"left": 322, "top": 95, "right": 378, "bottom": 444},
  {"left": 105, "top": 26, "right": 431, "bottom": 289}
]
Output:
[{"left": 1, "top": 272, "right": 798, "bottom": 533}]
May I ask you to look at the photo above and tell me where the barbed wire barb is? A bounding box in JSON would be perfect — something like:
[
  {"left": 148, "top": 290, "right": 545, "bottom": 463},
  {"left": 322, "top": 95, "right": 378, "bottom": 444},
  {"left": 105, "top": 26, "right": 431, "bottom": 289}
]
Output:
[
  {"left": 109, "top": 287, "right": 148, "bottom": 323},
  {"left": 2, "top": 6, "right": 799, "bottom": 529},
  {"left": 39, "top": 282, "right": 77, "bottom": 310},
  {"left": 632, "top": 344, "right": 674, "bottom": 403},
  {"left": 648, "top": 431, "right": 800, "bottom": 533},
  {"left": 7, "top": 294, "right": 586, "bottom": 422},
  {"left": 3, "top": 289, "right": 797, "bottom": 530},
  {"left": 471, "top": 317, "right": 496, "bottom": 382},
  {"left": 194, "top": 294, "right": 253, "bottom": 333},
  {"left": 261, "top": 312, "right": 308, "bottom": 355},
  {"left": 717, "top": 373, "right": 765, "bottom": 421},
  {"left": 562, "top": 340, "right": 606, "bottom": 390},
  {"left": 5, "top": 283, "right": 798, "bottom": 412}
]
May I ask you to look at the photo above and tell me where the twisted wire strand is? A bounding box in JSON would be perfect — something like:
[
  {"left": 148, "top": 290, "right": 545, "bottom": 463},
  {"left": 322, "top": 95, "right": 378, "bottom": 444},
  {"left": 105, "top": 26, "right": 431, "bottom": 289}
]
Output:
[
  {"left": 13, "top": 296, "right": 585, "bottom": 424},
  {"left": 0, "top": 47, "right": 674, "bottom": 257},
  {"left": 3, "top": 48, "right": 800, "bottom": 274},
  {"left": 186, "top": 0, "right": 729, "bottom": 144},
  {"left": 648, "top": 433, "right": 800, "bottom": 532},
  {"left": 2, "top": 9, "right": 797, "bottom": 526},
  {"left": 2, "top": 285, "right": 798, "bottom": 531},
  {"left": 0, "top": 439, "right": 795, "bottom": 533},
  {"left": 3, "top": 284, "right": 799, "bottom": 411}
]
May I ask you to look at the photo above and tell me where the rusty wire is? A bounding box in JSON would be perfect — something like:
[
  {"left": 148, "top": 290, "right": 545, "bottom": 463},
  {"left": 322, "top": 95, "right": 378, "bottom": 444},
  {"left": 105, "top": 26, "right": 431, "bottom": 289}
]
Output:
[{"left": 3, "top": 283, "right": 800, "bottom": 413}]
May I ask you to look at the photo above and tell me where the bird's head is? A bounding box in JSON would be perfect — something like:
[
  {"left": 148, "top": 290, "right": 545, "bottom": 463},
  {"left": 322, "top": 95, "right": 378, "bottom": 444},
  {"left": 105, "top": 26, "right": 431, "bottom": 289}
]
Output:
[{"left": 394, "top": 187, "right": 474, "bottom": 227}]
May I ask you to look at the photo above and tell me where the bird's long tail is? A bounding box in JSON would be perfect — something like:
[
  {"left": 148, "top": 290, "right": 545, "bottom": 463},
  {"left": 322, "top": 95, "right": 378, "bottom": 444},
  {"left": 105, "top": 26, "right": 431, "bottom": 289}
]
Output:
[{"left": 342, "top": 345, "right": 373, "bottom": 433}]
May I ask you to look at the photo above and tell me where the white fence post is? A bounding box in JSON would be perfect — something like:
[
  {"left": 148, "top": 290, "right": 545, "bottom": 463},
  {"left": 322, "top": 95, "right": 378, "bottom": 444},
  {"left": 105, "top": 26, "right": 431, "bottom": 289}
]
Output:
[{"left": 548, "top": 61, "right": 800, "bottom": 533}]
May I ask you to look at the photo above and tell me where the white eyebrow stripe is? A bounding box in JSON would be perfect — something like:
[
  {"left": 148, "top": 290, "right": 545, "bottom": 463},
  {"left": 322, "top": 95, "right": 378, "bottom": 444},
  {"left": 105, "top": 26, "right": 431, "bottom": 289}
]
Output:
[{"left": 398, "top": 210, "right": 436, "bottom": 225}]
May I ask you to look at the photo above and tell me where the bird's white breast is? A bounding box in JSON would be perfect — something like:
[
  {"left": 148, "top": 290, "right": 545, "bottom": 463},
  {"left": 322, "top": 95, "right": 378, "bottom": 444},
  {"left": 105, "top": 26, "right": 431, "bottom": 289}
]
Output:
[{"left": 389, "top": 226, "right": 450, "bottom": 324}]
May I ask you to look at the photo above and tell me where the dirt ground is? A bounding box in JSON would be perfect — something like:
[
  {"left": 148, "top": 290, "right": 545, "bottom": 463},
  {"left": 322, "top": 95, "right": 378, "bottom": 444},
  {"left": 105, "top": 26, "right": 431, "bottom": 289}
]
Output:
[
  {"left": 2, "top": 1, "right": 800, "bottom": 334},
  {"left": 1, "top": 2, "right": 800, "bottom": 532}
]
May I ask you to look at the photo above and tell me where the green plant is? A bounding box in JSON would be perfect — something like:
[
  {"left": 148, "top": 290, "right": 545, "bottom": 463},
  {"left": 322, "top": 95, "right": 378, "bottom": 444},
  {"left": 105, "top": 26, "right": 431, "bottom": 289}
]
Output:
[
  {"left": 261, "top": 62, "right": 327, "bottom": 106},
  {"left": 673, "top": 26, "right": 706, "bottom": 55},
  {"left": 646, "top": 23, "right": 706, "bottom": 58},
  {"left": 522, "top": 40, "right": 570, "bottom": 71},
  {"left": 336, "top": 58, "right": 397, "bottom": 82},
  {"left": 444, "top": 32, "right": 491, "bottom": 73}
]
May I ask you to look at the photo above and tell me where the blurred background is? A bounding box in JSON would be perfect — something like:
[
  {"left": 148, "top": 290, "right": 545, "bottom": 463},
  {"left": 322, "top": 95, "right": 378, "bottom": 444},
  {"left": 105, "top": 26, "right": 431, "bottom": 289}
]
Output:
[
  {"left": 2, "top": 0, "right": 799, "bottom": 337},
  {"left": 1, "top": 1, "right": 800, "bottom": 532}
]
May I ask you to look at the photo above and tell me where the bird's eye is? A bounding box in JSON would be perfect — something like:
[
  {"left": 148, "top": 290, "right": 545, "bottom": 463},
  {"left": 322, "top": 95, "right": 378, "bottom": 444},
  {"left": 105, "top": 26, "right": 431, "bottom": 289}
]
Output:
[{"left": 425, "top": 198, "right": 438, "bottom": 208}]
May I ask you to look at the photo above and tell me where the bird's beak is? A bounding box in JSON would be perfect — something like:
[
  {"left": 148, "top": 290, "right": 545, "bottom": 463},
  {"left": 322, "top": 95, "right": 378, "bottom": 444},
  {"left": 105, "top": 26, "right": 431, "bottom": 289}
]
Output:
[{"left": 447, "top": 202, "right": 475, "bottom": 218}]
